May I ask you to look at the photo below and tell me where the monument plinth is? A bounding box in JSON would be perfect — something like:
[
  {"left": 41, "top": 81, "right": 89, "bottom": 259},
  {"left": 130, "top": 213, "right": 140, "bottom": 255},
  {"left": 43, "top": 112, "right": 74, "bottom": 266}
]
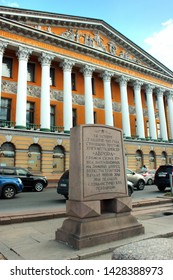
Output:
[{"left": 56, "top": 125, "right": 144, "bottom": 249}]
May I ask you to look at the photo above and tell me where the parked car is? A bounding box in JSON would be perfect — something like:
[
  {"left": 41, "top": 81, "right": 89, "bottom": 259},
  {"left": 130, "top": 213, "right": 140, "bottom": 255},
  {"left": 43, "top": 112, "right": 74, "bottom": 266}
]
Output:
[
  {"left": 137, "top": 169, "right": 156, "bottom": 185},
  {"left": 57, "top": 170, "right": 134, "bottom": 199},
  {"left": 154, "top": 165, "right": 173, "bottom": 191},
  {"left": 126, "top": 168, "right": 145, "bottom": 190},
  {"left": 0, "top": 176, "right": 24, "bottom": 199},
  {"left": 0, "top": 166, "right": 48, "bottom": 192}
]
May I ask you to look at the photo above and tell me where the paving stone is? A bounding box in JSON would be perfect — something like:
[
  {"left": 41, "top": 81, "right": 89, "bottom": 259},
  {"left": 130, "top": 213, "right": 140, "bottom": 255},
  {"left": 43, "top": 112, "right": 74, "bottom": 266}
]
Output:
[{"left": 112, "top": 238, "right": 173, "bottom": 260}]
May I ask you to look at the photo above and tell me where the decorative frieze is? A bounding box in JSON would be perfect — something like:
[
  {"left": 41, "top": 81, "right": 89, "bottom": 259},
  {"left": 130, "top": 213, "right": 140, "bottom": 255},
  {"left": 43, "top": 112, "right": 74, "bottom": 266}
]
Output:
[
  {"left": 2, "top": 81, "right": 17, "bottom": 94},
  {"left": 60, "top": 29, "right": 146, "bottom": 67}
]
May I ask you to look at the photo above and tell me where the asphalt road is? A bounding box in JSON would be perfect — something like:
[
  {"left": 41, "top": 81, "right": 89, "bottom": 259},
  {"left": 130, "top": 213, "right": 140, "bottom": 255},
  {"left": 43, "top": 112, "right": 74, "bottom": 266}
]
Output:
[{"left": 0, "top": 184, "right": 168, "bottom": 215}]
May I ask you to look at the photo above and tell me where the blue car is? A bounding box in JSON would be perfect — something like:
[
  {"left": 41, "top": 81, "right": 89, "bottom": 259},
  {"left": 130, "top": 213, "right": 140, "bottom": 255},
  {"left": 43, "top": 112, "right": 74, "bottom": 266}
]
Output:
[{"left": 0, "top": 176, "right": 24, "bottom": 199}]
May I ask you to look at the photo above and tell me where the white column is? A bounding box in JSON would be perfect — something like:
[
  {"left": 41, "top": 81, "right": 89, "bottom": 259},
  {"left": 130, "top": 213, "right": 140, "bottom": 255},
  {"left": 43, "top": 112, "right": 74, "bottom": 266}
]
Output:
[
  {"left": 102, "top": 71, "right": 114, "bottom": 126},
  {"left": 156, "top": 88, "right": 168, "bottom": 141},
  {"left": 133, "top": 80, "right": 145, "bottom": 139},
  {"left": 118, "top": 76, "right": 131, "bottom": 137},
  {"left": 145, "top": 84, "right": 157, "bottom": 140},
  {"left": 40, "top": 53, "right": 54, "bottom": 131},
  {"left": 82, "top": 65, "right": 95, "bottom": 124},
  {"left": 0, "top": 41, "right": 8, "bottom": 109},
  {"left": 167, "top": 91, "right": 173, "bottom": 140},
  {"left": 16, "top": 46, "right": 32, "bottom": 128},
  {"left": 60, "top": 59, "right": 75, "bottom": 132}
]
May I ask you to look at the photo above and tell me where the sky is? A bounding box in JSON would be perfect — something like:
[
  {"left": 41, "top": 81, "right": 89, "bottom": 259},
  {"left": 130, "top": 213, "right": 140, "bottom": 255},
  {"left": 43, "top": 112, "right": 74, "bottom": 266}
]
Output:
[{"left": 1, "top": 0, "right": 173, "bottom": 70}]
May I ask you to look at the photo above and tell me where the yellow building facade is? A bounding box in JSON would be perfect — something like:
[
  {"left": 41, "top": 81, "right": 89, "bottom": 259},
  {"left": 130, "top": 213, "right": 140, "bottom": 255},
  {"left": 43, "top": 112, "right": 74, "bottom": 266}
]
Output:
[{"left": 0, "top": 6, "right": 173, "bottom": 182}]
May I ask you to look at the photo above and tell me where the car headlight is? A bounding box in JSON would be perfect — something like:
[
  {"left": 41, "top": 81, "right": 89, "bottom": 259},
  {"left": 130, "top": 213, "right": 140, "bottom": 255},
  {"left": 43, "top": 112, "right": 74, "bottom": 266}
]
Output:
[{"left": 18, "top": 178, "right": 22, "bottom": 184}]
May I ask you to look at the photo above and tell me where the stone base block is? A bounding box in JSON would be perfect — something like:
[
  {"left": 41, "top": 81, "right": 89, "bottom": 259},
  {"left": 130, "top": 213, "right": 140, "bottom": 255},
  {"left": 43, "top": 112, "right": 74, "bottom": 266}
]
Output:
[{"left": 55, "top": 213, "right": 144, "bottom": 249}]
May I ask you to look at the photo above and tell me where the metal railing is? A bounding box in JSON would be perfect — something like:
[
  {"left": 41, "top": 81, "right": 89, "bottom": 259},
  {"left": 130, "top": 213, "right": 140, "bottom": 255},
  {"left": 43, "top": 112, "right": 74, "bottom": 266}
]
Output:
[{"left": 0, "top": 120, "right": 15, "bottom": 128}]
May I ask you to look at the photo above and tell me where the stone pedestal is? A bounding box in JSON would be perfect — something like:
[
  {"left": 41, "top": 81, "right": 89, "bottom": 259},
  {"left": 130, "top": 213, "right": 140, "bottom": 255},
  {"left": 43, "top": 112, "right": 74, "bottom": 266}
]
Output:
[
  {"left": 55, "top": 125, "right": 144, "bottom": 249},
  {"left": 56, "top": 202, "right": 144, "bottom": 249}
]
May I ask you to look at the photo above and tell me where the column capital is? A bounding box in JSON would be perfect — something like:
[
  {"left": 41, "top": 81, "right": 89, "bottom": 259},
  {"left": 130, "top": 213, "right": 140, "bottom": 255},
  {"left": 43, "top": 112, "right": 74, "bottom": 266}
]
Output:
[
  {"left": 81, "top": 65, "right": 95, "bottom": 77},
  {"left": 16, "top": 46, "right": 32, "bottom": 61},
  {"left": 60, "top": 58, "right": 75, "bottom": 71},
  {"left": 145, "top": 84, "right": 155, "bottom": 94},
  {"left": 0, "top": 40, "right": 8, "bottom": 55},
  {"left": 39, "top": 52, "right": 54, "bottom": 66},
  {"left": 118, "top": 75, "right": 129, "bottom": 86},
  {"left": 101, "top": 70, "right": 114, "bottom": 82},
  {"left": 132, "top": 80, "right": 143, "bottom": 90},
  {"left": 166, "top": 91, "right": 173, "bottom": 100},
  {"left": 156, "top": 88, "right": 165, "bottom": 97}
]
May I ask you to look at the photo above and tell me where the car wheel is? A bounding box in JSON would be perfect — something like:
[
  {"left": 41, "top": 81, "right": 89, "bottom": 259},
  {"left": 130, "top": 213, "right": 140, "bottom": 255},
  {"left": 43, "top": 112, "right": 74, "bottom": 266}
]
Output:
[
  {"left": 147, "top": 178, "right": 153, "bottom": 185},
  {"left": 137, "top": 180, "right": 145, "bottom": 190},
  {"left": 34, "top": 182, "right": 44, "bottom": 192},
  {"left": 64, "top": 194, "right": 68, "bottom": 199},
  {"left": 157, "top": 185, "right": 166, "bottom": 192},
  {"left": 3, "top": 185, "right": 16, "bottom": 199}
]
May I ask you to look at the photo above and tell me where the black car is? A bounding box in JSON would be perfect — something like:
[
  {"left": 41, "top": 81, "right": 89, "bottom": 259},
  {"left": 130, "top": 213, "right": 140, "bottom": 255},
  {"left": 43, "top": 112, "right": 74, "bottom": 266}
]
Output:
[
  {"left": 57, "top": 170, "right": 134, "bottom": 199},
  {"left": 0, "top": 166, "right": 48, "bottom": 192},
  {"left": 154, "top": 165, "right": 173, "bottom": 191}
]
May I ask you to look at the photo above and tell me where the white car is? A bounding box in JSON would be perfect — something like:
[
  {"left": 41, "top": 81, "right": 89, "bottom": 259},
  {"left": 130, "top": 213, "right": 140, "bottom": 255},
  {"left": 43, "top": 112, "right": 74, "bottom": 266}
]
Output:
[{"left": 126, "top": 169, "right": 145, "bottom": 190}]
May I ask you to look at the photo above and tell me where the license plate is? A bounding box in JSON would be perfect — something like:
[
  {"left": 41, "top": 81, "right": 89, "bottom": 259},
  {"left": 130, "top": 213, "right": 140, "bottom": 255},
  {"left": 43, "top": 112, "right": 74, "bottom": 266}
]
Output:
[
  {"left": 60, "top": 183, "right": 67, "bottom": 187},
  {"left": 158, "top": 174, "right": 166, "bottom": 177}
]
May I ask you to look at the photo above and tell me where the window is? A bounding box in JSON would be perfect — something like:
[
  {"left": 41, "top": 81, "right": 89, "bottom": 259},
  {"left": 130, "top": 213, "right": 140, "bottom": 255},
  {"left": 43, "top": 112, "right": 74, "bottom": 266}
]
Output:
[
  {"left": 146, "top": 120, "right": 150, "bottom": 137},
  {"left": 50, "top": 105, "right": 55, "bottom": 127},
  {"left": 94, "top": 111, "right": 97, "bottom": 124},
  {"left": 0, "top": 98, "right": 11, "bottom": 121},
  {"left": 92, "top": 77, "right": 95, "bottom": 95},
  {"left": 71, "top": 72, "right": 76, "bottom": 90},
  {"left": 157, "top": 122, "right": 161, "bottom": 138},
  {"left": 72, "top": 108, "right": 77, "bottom": 127},
  {"left": 50, "top": 68, "right": 55, "bottom": 86},
  {"left": 26, "top": 102, "right": 35, "bottom": 124},
  {"left": 2, "top": 57, "right": 13, "bottom": 78},
  {"left": 27, "top": 63, "right": 35, "bottom": 82}
]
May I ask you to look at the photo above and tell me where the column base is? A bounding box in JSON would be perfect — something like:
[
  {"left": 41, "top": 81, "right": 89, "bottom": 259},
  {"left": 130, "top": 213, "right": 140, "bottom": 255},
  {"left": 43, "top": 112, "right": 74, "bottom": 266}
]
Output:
[
  {"left": 15, "top": 125, "right": 26, "bottom": 129},
  {"left": 40, "top": 128, "right": 50, "bottom": 132}
]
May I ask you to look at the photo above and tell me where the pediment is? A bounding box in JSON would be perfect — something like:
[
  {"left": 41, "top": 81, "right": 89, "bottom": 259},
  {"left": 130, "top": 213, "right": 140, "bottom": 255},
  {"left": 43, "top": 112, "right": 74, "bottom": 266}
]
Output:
[{"left": 0, "top": 6, "right": 173, "bottom": 78}]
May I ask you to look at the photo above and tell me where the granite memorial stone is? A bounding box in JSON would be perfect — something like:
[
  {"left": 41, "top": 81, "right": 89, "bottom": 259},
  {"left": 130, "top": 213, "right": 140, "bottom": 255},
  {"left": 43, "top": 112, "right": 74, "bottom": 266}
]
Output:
[{"left": 56, "top": 125, "right": 144, "bottom": 249}]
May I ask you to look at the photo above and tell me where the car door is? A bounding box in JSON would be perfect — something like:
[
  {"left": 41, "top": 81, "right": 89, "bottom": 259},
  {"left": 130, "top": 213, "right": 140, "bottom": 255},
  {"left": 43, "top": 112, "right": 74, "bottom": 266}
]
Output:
[
  {"left": 126, "top": 169, "right": 136, "bottom": 184},
  {"left": 16, "top": 168, "right": 33, "bottom": 187}
]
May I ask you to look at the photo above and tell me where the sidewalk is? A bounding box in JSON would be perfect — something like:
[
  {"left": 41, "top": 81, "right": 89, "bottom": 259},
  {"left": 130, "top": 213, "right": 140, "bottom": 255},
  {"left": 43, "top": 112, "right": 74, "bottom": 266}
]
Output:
[{"left": 0, "top": 197, "right": 173, "bottom": 260}]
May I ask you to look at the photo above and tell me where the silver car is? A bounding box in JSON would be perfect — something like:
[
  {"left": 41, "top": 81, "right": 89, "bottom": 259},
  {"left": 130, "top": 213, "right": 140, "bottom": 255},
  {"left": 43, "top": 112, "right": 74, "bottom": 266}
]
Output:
[{"left": 126, "top": 168, "right": 145, "bottom": 190}]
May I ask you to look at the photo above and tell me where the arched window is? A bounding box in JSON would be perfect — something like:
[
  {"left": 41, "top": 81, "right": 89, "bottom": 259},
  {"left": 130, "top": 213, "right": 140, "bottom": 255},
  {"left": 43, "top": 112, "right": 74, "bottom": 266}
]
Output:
[
  {"left": 0, "top": 142, "right": 15, "bottom": 167},
  {"left": 28, "top": 144, "right": 41, "bottom": 172},
  {"left": 149, "top": 151, "right": 156, "bottom": 169},
  {"left": 161, "top": 151, "right": 167, "bottom": 165},
  {"left": 135, "top": 149, "right": 143, "bottom": 170},
  {"left": 53, "top": 145, "right": 65, "bottom": 173}
]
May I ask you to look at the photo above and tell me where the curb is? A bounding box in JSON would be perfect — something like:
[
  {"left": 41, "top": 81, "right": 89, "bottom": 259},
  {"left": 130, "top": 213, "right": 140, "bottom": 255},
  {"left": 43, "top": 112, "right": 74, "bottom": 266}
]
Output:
[
  {"left": 0, "top": 197, "right": 172, "bottom": 225},
  {"left": 0, "top": 211, "right": 66, "bottom": 225}
]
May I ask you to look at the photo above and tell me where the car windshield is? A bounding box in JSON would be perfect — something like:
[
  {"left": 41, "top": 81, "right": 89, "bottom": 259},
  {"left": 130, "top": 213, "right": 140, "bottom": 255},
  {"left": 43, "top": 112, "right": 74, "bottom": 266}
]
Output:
[
  {"left": 60, "top": 170, "right": 69, "bottom": 179},
  {"left": 16, "top": 169, "right": 28, "bottom": 176},
  {"left": 157, "top": 166, "right": 173, "bottom": 173}
]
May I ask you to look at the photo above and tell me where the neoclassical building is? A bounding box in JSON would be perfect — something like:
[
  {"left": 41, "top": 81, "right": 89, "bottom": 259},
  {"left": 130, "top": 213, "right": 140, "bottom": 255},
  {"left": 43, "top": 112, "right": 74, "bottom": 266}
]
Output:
[{"left": 0, "top": 6, "right": 173, "bottom": 182}]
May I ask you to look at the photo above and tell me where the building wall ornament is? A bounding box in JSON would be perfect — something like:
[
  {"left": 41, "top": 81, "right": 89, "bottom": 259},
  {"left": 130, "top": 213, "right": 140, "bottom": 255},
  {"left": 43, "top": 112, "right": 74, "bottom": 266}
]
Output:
[
  {"left": 60, "top": 58, "right": 75, "bottom": 71},
  {"left": 60, "top": 29, "right": 145, "bottom": 66},
  {"left": 81, "top": 65, "right": 95, "bottom": 76},
  {"left": 16, "top": 46, "right": 32, "bottom": 61},
  {"left": 39, "top": 52, "right": 55, "bottom": 66},
  {"left": 0, "top": 40, "right": 8, "bottom": 55},
  {"left": 2, "top": 81, "right": 17, "bottom": 94},
  {"left": 6, "top": 135, "right": 12, "bottom": 142}
]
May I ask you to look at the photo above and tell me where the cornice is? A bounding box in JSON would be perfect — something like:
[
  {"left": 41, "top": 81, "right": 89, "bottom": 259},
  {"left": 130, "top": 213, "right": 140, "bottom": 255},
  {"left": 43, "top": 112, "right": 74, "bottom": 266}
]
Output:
[{"left": 1, "top": 13, "right": 173, "bottom": 83}]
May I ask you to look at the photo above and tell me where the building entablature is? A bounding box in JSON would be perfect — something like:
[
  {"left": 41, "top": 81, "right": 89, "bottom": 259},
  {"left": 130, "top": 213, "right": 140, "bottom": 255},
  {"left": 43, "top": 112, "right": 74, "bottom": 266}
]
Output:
[
  {"left": 1, "top": 10, "right": 173, "bottom": 84},
  {"left": 1, "top": 38, "right": 173, "bottom": 93}
]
